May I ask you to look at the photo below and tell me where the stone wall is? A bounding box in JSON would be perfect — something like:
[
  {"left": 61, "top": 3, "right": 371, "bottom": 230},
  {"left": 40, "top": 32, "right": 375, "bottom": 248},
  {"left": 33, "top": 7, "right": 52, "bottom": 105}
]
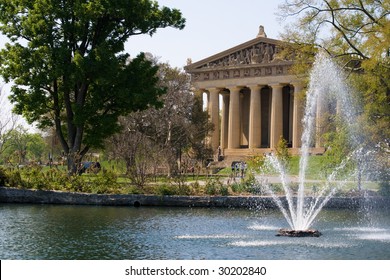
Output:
[{"left": 0, "top": 187, "right": 389, "bottom": 209}]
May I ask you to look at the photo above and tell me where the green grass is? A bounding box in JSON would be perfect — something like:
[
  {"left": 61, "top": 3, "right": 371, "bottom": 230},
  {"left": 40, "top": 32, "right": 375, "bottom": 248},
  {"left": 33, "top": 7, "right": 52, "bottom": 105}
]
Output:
[{"left": 288, "top": 155, "right": 329, "bottom": 179}]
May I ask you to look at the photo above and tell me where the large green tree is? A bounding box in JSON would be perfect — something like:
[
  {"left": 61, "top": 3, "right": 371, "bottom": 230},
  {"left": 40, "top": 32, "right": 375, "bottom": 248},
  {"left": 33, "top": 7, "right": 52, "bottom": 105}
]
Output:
[
  {"left": 278, "top": 0, "right": 389, "bottom": 184},
  {"left": 278, "top": 0, "right": 389, "bottom": 145},
  {"left": 0, "top": 0, "right": 185, "bottom": 173}
]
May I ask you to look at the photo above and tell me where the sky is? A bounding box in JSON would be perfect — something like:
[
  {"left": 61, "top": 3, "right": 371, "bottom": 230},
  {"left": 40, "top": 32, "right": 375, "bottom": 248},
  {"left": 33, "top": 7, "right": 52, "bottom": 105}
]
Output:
[
  {"left": 124, "top": 0, "right": 289, "bottom": 68},
  {"left": 0, "top": 0, "right": 289, "bottom": 131}
]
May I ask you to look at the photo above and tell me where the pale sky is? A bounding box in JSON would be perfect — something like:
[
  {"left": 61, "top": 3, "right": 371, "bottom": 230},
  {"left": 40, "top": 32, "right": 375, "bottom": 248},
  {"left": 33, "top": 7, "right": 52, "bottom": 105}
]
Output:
[{"left": 125, "top": 0, "right": 288, "bottom": 68}]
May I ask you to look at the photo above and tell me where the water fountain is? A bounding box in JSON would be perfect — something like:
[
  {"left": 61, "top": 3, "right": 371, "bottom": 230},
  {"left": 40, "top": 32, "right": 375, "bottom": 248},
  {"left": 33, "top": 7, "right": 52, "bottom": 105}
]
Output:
[{"left": 258, "top": 52, "right": 367, "bottom": 237}]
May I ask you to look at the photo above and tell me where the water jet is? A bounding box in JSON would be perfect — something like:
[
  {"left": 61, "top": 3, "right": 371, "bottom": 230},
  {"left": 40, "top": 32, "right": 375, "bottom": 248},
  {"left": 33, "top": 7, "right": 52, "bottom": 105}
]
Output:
[{"left": 256, "top": 52, "right": 369, "bottom": 237}]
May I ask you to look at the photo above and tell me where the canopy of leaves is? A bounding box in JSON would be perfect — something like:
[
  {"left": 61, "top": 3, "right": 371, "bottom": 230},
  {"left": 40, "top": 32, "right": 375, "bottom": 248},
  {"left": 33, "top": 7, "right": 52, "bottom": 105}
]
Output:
[
  {"left": 0, "top": 0, "right": 185, "bottom": 163},
  {"left": 278, "top": 0, "right": 389, "bottom": 150}
]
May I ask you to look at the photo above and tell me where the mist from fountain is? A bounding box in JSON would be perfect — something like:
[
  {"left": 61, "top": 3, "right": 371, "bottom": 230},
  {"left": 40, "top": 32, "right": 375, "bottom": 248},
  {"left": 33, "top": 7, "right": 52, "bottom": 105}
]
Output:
[{"left": 259, "top": 52, "right": 366, "bottom": 231}]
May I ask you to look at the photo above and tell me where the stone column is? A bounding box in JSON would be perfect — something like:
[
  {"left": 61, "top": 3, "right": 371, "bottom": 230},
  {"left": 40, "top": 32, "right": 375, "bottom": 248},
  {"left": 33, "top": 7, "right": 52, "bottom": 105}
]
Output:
[
  {"left": 292, "top": 83, "right": 304, "bottom": 149},
  {"left": 228, "top": 87, "right": 241, "bottom": 149},
  {"left": 248, "top": 85, "right": 262, "bottom": 149},
  {"left": 208, "top": 88, "right": 220, "bottom": 151},
  {"left": 221, "top": 93, "right": 229, "bottom": 149},
  {"left": 270, "top": 84, "right": 283, "bottom": 149}
]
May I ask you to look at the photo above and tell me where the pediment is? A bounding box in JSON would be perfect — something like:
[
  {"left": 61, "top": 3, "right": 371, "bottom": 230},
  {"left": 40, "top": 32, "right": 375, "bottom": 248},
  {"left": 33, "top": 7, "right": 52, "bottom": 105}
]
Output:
[{"left": 185, "top": 37, "right": 291, "bottom": 73}]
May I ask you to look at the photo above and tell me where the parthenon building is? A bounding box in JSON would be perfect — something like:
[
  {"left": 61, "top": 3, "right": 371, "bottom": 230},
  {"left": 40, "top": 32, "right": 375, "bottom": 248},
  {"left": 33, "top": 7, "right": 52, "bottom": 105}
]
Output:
[{"left": 185, "top": 26, "right": 324, "bottom": 159}]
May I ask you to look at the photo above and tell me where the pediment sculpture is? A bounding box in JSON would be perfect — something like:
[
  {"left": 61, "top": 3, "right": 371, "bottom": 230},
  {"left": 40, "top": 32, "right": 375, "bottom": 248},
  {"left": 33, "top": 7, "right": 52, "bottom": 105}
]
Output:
[
  {"left": 185, "top": 34, "right": 294, "bottom": 82},
  {"left": 199, "top": 42, "right": 281, "bottom": 69}
]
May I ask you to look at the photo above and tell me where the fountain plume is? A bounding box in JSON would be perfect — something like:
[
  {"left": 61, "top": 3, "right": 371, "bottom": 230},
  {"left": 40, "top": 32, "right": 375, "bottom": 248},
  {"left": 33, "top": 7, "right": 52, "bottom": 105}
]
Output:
[{"left": 258, "top": 52, "right": 367, "bottom": 232}]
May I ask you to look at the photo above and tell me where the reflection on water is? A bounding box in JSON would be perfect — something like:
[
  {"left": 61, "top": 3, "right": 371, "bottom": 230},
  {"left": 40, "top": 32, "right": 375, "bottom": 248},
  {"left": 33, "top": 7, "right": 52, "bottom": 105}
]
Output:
[{"left": 0, "top": 204, "right": 389, "bottom": 260}]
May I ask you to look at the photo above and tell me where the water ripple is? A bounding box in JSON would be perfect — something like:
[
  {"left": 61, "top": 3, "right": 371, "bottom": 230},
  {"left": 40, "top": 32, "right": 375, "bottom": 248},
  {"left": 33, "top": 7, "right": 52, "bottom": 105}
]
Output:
[
  {"left": 230, "top": 240, "right": 353, "bottom": 248},
  {"left": 175, "top": 234, "right": 246, "bottom": 239},
  {"left": 334, "top": 227, "right": 388, "bottom": 232},
  {"left": 356, "top": 233, "right": 390, "bottom": 242},
  {"left": 248, "top": 224, "right": 279, "bottom": 231}
]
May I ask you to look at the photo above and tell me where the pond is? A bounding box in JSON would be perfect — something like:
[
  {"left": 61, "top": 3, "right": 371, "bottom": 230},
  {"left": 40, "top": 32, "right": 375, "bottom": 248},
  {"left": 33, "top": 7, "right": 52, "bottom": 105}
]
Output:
[{"left": 1, "top": 203, "right": 390, "bottom": 260}]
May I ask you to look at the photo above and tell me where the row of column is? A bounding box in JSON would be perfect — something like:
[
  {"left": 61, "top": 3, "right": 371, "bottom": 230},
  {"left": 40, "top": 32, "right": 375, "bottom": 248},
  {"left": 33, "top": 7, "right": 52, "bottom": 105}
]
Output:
[{"left": 205, "top": 83, "right": 304, "bottom": 152}]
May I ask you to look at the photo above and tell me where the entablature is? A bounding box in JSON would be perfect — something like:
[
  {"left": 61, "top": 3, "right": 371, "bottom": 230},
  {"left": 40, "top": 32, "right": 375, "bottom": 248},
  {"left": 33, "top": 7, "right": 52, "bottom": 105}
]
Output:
[{"left": 185, "top": 36, "right": 294, "bottom": 83}]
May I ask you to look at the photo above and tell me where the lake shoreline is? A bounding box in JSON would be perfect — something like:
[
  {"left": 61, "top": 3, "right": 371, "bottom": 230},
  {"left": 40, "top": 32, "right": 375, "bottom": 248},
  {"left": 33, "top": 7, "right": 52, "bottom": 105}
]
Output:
[{"left": 1, "top": 186, "right": 390, "bottom": 209}]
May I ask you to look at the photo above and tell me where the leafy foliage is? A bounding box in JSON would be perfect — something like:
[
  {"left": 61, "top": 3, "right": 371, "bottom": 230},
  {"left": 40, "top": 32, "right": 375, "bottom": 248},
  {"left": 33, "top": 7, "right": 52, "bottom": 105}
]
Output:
[
  {"left": 1, "top": 165, "right": 122, "bottom": 194},
  {"left": 0, "top": 0, "right": 185, "bottom": 173},
  {"left": 0, "top": 127, "right": 47, "bottom": 165},
  {"left": 278, "top": 0, "right": 389, "bottom": 161},
  {"left": 275, "top": 136, "right": 291, "bottom": 170}
]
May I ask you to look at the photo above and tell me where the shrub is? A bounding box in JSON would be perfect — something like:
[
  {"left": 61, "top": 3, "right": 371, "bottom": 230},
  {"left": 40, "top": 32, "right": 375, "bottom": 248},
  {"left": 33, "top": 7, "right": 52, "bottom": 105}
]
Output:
[
  {"left": 379, "top": 181, "right": 390, "bottom": 196},
  {"left": 205, "top": 177, "right": 226, "bottom": 195},
  {"left": 248, "top": 184, "right": 267, "bottom": 195},
  {"left": 155, "top": 184, "right": 177, "bottom": 196},
  {"left": 92, "top": 169, "right": 120, "bottom": 194},
  {"left": 126, "top": 185, "right": 143, "bottom": 195},
  {"left": 176, "top": 184, "right": 193, "bottom": 196},
  {"left": 219, "top": 185, "right": 230, "bottom": 196},
  {"left": 66, "top": 174, "right": 89, "bottom": 192},
  {"left": 231, "top": 182, "right": 247, "bottom": 194},
  {"left": 21, "top": 166, "right": 47, "bottom": 190},
  {"left": 0, "top": 167, "right": 7, "bottom": 186},
  {"left": 247, "top": 155, "right": 266, "bottom": 170},
  {"left": 205, "top": 183, "right": 218, "bottom": 195},
  {"left": 189, "top": 181, "right": 202, "bottom": 195},
  {"left": 269, "top": 183, "right": 284, "bottom": 194},
  {"left": 5, "top": 168, "right": 30, "bottom": 189},
  {"left": 275, "top": 136, "right": 291, "bottom": 170}
]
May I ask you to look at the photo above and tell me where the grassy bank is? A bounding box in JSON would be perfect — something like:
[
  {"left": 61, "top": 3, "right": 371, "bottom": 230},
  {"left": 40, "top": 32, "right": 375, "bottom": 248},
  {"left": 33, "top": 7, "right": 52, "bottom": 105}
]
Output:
[{"left": 0, "top": 155, "right": 387, "bottom": 197}]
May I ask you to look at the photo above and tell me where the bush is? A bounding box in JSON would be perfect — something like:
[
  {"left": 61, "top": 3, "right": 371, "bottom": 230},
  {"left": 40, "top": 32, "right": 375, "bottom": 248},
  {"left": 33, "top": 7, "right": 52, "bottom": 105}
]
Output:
[
  {"left": 205, "top": 177, "right": 228, "bottom": 195},
  {"left": 247, "top": 184, "right": 267, "bottom": 195},
  {"left": 247, "top": 155, "right": 266, "bottom": 170},
  {"left": 189, "top": 181, "right": 202, "bottom": 195},
  {"left": 275, "top": 136, "right": 291, "bottom": 170},
  {"left": 21, "top": 165, "right": 48, "bottom": 190},
  {"left": 247, "top": 182, "right": 282, "bottom": 195},
  {"left": 229, "top": 172, "right": 256, "bottom": 194},
  {"left": 379, "top": 181, "right": 390, "bottom": 196},
  {"left": 0, "top": 167, "right": 7, "bottom": 186},
  {"left": 91, "top": 169, "right": 120, "bottom": 194},
  {"left": 219, "top": 184, "right": 230, "bottom": 196},
  {"left": 126, "top": 185, "right": 143, "bottom": 195},
  {"left": 230, "top": 182, "right": 245, "bottom": 193},
  {"left": 269, "top": 183, "right": 284, "bottom": 194},
  {"left": 205, "top": 183, "right": 218, "bottom": 195},
  {"left": 66, "top": 174, "right": 89, "bottom": 192},
  {"left": 3, "top": 167, "right": 33, "bottom": 189},
  {"left": 176, "top": 184, "right": 193, "bottom": 196},
  {"left": 155, "top": 184, "right": 177, "bottom": 196}
]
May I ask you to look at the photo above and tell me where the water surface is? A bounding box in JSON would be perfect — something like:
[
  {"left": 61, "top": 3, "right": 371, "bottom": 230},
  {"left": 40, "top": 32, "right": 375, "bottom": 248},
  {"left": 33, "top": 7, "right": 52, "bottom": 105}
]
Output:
[{"left": 1, "top": 204, "right": 389, "bottom": 259}]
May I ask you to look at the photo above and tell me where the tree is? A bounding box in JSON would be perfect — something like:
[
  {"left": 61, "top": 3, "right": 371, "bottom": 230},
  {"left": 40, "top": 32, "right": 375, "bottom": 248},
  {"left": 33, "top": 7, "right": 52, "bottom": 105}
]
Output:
[
  {"left": 278, "top": 0, "right": 389, "bottom": 158},
  {"left": 0, "top": 0, "right": 185, "bottom": 173},
  {"left": 278, "top": 0, "right": 389, "bottom": 60},
  {"left": 106, "top": 60, "right": 213, "bottom": 182},
  {"left": 26, "top": 133, "right": 47, "bottom": 163},
  {"left": 275, "top": 136, "right": 291, "bottom": 171},
  {"left": 0, "top": 85, "right": 18, "bottom": 163},
  {"left": 107, "top": 117, "right": 160, "bottom": 188},
  {"left": 1, "top": 126, "right": 46, "bottom": 165}
]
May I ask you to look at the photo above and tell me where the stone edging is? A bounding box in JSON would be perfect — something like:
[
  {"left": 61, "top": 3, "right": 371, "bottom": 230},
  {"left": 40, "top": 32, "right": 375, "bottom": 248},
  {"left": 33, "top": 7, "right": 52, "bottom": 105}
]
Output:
[{"left": 1, "top": 187, "right": 389, "bottom": 209}]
